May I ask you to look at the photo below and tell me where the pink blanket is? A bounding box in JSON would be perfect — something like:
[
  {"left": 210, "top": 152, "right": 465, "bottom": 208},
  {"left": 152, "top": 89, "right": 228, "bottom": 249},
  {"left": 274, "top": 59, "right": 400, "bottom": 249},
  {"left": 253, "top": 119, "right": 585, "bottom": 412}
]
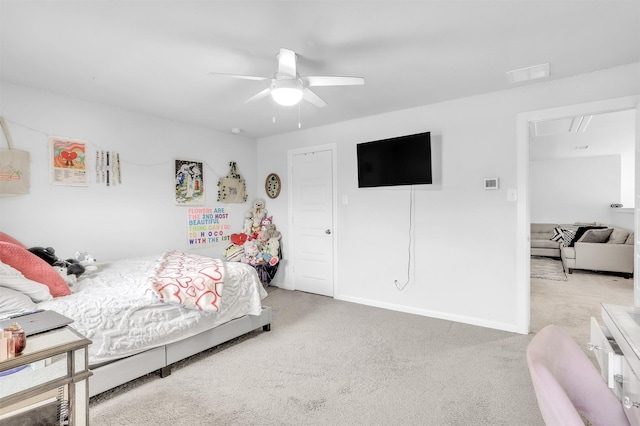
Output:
[{"left": 147, "top": 250, "right": 225, "bottom": 312}]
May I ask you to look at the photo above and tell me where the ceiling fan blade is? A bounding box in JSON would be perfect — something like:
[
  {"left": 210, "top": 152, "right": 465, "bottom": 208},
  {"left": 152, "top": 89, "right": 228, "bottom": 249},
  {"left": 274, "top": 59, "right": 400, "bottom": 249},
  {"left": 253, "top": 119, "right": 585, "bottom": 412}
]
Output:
[
  {"left": 303, "top": 76, "right": 365, "bottom": 87},
  {"left": 208, "top": 72, "right": 269, "bottom": 82},
  {"left": 303, "top": 88, "right": 327, "bottom": 108},
  {"left": 277, "top": 48, "right": 297, "bottom": 78},
  {"left": 244, "top": 88, "right": 272, "bottom": 103}
]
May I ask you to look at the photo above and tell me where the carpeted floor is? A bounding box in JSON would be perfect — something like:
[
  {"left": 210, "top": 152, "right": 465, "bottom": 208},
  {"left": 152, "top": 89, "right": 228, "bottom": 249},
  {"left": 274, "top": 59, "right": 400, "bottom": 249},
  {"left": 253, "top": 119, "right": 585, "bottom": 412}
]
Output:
[
  {"left": 530, "top": 255, "right": 567, "bottom": 281},
  {"left": 89, "top": 271, "right": 633, "bottom": 425},
  {"left": 89, "top": 288, "right": 542, "bottom": 425}
]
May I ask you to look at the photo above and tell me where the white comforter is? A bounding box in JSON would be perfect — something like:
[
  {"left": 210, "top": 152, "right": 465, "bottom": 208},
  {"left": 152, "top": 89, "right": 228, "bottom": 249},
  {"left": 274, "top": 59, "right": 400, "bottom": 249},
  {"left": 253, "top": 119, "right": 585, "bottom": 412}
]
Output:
[{"left": 37, "top": 255, "right": 267, "bottom": 365}]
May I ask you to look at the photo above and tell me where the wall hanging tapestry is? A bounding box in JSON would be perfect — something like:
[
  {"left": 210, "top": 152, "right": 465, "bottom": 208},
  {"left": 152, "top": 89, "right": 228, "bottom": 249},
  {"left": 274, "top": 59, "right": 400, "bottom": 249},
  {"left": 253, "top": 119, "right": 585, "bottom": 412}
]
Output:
[
  {"left": 217, "top": 161, "right": 247, "bottom": 203},
  {"left": 175, "top": 159, "right": 204, "bottom": 205},
  {"left": 49, "top": 135, "right": 88, "bottom": 186},
  {"left": 0, "top": 117, "right": 30, "bottom": 195}
]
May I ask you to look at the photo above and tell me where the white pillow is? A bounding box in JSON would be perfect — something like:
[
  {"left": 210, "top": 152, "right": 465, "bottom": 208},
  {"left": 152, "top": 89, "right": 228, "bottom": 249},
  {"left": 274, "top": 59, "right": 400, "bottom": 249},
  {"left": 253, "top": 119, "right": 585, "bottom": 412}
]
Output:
[
  {"left": 0, "top": 286, "right": 37, "bottom": 314},
  {"left": 0, "top": 260, "right": 52, "bottom": 302}
]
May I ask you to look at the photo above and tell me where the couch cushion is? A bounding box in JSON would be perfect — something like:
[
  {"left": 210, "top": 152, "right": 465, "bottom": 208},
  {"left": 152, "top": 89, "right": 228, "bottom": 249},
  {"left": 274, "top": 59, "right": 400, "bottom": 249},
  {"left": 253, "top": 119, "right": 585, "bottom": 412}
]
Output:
[
  {"left": 568, "top": 226, "right": 607, "bottom": 247},
  {"left": 608, "top": 228, "right": 630, "bottom": 244},
  {"left": 532, "top": 239, "right": 560, "bottom": 249},
  {"left": 578, "top": 228, "right": 613, "bottom": 243},
  {"left": 626, "top": 232, "right": 635, "bottom": 245},
  {"left": 552, "top": 226, "right": 579, "bottom": 247}
]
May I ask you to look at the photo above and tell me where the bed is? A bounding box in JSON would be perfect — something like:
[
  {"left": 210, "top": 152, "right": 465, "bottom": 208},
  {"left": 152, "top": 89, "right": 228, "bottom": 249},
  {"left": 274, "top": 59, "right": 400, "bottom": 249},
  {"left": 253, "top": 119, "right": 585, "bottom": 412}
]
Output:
[{"left": 0, "top": 235, "right": 272, "bottom": 398}]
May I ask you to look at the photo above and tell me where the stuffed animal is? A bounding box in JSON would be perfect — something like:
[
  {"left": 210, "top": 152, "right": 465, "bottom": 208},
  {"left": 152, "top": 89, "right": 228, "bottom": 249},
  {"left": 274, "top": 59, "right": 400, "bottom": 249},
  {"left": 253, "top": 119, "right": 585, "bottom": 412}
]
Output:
[
  {"left": 28, "top": 246, "right": 57, "bottom": 265},
  {"left": 262, "top": 223, "right": 281, "bottom": 241},
  {"left": 260, "top": 216, "right": 273, "bottom": 228},
  {"left": 243, "top": 212, "right": 254, "bottom": 234},
  {"left": 64, "top": 258, "right": 86, "bottom": 278},
  {"left": 29, "top": 246, "right": 85, "bottom": 278},
  {"left": 75, "top": 251, "right": 97, "bottom": 273},
  {"left": 52, "top": 263, "right": 77, "bottom": 286},
  {"left": 250, "top": 199, "right": 268, "bottom": 230},
  {"left": 241, "top": 240, "right": 260, "bottom": 265},
  {"left": 267, "top": 238, "right": 280, "bottom": 257},
  {"left": 224, "top": 243, "right": 244, "bottom": 262}
]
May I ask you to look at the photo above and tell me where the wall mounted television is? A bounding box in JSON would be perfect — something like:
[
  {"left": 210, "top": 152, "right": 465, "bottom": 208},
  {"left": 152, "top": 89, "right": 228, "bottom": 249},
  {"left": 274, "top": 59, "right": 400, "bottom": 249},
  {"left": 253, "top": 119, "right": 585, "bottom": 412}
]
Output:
[{"left": 357, "top": 131, "right": 432, "bottom": 188}]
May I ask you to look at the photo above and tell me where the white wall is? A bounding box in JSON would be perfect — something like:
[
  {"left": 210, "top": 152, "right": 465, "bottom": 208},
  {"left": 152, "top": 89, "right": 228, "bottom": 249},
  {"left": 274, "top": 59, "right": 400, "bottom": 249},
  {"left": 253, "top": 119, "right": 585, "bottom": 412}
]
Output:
[
  {"left": 257, "top": 63, "right": 640, "bottom": 333},
  {"left": 0, "top": 82, "right": 258, "bottom": 261},
  {"left": 531, "top": 155, "right": 624, "bottom": 225}
]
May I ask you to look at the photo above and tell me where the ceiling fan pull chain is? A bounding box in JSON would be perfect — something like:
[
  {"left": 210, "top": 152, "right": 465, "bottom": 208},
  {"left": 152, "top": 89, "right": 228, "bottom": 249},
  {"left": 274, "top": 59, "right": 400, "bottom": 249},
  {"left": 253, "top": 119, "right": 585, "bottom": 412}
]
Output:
[{"left": 298, "top": 103, "right": 302, "bottom": 129}]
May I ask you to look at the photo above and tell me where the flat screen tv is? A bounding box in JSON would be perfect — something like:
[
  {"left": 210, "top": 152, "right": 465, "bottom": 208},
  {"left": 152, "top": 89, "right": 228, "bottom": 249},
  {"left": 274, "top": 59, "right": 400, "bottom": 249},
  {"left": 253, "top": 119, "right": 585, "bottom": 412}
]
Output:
[{"left": 357, "top": 131, "right": 432, "bottom": 188}]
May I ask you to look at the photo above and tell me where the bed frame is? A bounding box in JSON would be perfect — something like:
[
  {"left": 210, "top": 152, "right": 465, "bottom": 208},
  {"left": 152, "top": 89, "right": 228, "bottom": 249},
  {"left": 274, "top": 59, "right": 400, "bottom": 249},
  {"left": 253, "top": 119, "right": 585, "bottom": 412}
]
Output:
[{"left": 88, "top": 306, "right": 272, "bottom": 397}]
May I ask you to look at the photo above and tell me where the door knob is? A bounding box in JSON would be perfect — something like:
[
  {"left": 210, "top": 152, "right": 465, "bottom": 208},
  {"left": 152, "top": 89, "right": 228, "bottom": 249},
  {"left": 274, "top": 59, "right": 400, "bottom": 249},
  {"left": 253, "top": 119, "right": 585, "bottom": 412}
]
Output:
[{"left": 325, "top": 229, "right": 331, "bottom": 235}]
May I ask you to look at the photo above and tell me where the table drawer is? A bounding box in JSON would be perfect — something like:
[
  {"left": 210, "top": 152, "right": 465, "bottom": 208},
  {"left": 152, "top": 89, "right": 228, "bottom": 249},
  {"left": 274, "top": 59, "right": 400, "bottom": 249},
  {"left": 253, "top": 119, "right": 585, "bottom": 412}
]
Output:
[{"left": 589, "top": 317, "right": 624, "bottom": 398}]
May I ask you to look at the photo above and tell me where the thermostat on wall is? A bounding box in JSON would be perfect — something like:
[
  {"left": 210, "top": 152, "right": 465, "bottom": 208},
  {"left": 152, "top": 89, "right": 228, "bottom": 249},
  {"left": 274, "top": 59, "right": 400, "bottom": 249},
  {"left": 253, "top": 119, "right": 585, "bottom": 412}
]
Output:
[{"left": 484, "top": 178, "right": 499, "bottom": 190}]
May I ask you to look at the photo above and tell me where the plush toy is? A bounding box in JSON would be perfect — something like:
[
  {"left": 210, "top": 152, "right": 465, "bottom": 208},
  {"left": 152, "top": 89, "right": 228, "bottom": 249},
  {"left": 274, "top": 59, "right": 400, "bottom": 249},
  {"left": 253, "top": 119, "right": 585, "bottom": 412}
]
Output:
[
  {"left": 260, "top": 216, "right": 273, "bottom": 228},
  {"left": 230, "top": 233, "right": 248, "bottom": 246},
  {"left": 243, "top": 212, "right": 254, "bottom": 234},
  {"left": 250, "top": 199, "right": 268, "bottom": 230},
  {"left": 64, "top": 258, "right": 86, "bottom": 278},
  {"left": 224, "top": 243, "right": 244, "bottom": 262},
  {"left": 75, "top": 251, "right": 97, "bottom": 273},
  {"left": 29, "top": 246, "right": 85, "bottom": 278},
  {"left": 241, "top": 240, "right": 260, "bottom": 265},
  {"left": 256, "top": 252, "right": 272, "bottom": 264},
  {"left": 28, "top": 246, "right": 57, "bottom": 265},
  {"left": 262, "top": 223, "right": 281, "bottom": 241},
  {"left": 267, "top": 238, "right": 280, "bottom": 257},
  {"left": 52, "top": 263, "right": 77, "bottom": 286}
]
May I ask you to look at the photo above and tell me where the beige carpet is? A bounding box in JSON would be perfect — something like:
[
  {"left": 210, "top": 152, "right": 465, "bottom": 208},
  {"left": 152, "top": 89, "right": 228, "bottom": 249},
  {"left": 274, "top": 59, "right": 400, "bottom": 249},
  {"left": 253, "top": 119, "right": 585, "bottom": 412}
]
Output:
[{"left": 88, "top": 271, "right": 633, "bottom": 425}]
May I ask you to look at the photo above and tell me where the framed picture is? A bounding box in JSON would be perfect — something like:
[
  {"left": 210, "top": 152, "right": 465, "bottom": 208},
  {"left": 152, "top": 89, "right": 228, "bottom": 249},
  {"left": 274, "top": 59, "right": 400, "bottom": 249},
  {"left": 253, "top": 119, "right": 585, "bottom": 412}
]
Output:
[
  {"left": 175, "top": 159, "right": 204, "bottom": 205},
  {"left": 49, "top": 136, "right": 88, "bottom": 186}
]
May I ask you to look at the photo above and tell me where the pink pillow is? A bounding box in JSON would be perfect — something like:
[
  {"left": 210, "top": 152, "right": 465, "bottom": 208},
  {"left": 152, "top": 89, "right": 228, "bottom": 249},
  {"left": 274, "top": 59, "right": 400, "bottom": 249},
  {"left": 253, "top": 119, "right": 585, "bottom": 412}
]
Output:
[
  {"left": 0, "top": 232, "right": 27, "bottom": 249},
  {"left": 0, "top": 242, "right": 70, "bottom": 297}
]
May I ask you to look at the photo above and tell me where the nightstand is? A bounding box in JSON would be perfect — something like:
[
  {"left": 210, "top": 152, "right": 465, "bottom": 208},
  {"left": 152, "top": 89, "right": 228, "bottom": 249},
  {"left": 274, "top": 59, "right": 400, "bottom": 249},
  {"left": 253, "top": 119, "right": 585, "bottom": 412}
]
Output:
[{"left": 0, "top": 326, "right": 92, "bottom": 426}]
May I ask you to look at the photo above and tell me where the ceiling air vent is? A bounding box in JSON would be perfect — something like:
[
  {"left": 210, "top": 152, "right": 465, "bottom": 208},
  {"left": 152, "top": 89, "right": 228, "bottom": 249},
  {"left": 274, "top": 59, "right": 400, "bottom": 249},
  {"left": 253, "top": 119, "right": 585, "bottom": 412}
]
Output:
[{"left": 506, "top": 63, "right": 550, "bottom": 84}]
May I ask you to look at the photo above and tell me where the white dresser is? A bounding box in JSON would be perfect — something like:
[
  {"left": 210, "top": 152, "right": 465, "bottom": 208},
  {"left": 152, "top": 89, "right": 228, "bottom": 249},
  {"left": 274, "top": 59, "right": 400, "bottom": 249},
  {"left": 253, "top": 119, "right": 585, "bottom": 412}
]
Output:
[{"left": 590, "top": 304, "right": 640, "bottom": 425}]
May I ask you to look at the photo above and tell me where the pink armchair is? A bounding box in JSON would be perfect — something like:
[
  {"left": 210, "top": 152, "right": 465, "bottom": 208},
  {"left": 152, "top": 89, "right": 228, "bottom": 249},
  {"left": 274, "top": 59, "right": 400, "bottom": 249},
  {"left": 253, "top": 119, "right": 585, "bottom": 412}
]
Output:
[{"left": 526, "top": 324, "right": 629, "bottom": 425}]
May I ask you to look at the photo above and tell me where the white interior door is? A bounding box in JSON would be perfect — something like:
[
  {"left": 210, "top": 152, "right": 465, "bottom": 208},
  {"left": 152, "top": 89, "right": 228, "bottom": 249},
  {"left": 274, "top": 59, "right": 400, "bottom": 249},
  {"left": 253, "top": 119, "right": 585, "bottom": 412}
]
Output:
[
  {"left": 291, "top": 149, "right": 334, "bottom": 297},
  {"left": 635, "top": 101, "right": 640, "bottom": 307}
]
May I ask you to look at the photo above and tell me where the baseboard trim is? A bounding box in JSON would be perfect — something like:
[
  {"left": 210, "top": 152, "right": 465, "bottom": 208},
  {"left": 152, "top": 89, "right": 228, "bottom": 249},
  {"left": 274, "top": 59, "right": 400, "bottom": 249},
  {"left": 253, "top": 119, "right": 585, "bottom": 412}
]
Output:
[{"left": 335, "top": 294, "right": 523, "bottom": 334}]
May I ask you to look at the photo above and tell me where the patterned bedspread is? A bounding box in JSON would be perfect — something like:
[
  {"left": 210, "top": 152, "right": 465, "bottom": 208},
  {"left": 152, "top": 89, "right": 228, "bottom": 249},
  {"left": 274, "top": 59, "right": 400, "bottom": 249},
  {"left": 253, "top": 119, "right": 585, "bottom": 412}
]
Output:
[
  {"left": 147, "top": 250, "right": 225, "bottom": 312},
  {"left": 37, "top": 253, "right": 267, "bottom": 365}
]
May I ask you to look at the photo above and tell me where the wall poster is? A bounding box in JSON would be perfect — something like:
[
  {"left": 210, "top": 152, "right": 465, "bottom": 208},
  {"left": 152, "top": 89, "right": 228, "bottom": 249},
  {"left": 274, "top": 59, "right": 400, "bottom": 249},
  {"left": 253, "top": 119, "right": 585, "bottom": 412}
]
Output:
[
  {"left": 49, "top": 136, "right": 88, "bottom": 186},
  {"left": 175, "top": 159, "right": 204, "bottom": 205},
  {"left": 187, "top": 206, "right": 231, "bottom": 247}
]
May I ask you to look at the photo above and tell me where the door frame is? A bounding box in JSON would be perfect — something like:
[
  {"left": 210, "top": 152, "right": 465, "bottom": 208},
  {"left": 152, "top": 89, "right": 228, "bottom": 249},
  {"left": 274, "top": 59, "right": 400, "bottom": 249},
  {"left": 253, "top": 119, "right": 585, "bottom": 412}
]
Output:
[
  {"left": 286, "top": 143, "right": 338, "bottom": 296},
  {"left": 516, "top": 95, "right": 640, "bottom": 334}
]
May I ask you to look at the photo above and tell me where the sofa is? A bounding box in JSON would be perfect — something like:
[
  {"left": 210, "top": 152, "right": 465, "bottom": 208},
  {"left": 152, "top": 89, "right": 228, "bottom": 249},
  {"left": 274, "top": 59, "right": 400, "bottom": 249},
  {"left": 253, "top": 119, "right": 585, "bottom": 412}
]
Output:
[
  {"left": 531, "top": 223, "right": 562, "bottom": 257},
  {"left": 531, "top": 223, "right": 634, "bottom": 278}
]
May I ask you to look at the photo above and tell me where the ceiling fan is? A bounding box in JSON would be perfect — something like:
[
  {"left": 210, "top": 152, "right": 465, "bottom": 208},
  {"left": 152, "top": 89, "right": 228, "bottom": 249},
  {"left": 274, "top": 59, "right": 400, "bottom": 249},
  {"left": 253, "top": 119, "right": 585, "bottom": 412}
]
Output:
[{"left": 209, "top": 48, "right": 364, "bottom": 108}]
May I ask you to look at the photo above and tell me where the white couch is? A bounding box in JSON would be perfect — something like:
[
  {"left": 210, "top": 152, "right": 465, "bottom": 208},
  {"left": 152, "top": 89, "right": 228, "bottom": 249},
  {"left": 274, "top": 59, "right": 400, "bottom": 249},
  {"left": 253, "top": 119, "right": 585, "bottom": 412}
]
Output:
[{"left": 531, "top": 223, "right": 634, "bottom": 278}]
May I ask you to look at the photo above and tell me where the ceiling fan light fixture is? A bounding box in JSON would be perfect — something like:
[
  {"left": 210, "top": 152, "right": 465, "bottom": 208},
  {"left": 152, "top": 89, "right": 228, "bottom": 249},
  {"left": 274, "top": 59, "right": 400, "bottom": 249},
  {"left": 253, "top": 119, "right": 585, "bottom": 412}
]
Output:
[{"left": 271, "top": 79, "right": 303, "bottom": 106}]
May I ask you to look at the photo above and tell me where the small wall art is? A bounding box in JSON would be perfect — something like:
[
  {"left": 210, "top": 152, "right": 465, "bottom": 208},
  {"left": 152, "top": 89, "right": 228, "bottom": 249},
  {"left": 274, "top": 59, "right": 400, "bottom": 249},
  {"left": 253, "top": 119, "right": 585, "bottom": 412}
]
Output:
[
  {"left": 175, "top": 159, "right": 204, "bottom": 205},
  {"left": 49, "top": 136, "right": 88, "bottom": 186},
  {"left": 0, "top": 117, "right": 30, "bottom": 195},
  {"left": 217, "top": 161, "right": 247, "bottom": 203},
  {"left": 96, "top": 151, "right": 122, "bottom": 186}
]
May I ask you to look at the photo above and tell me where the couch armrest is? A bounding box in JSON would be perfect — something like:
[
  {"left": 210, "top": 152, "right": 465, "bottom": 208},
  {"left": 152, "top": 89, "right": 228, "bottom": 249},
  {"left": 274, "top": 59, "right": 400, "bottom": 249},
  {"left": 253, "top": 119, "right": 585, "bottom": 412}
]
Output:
[{"left": 573, "top": 242, "right": 634, "bottom": 274}]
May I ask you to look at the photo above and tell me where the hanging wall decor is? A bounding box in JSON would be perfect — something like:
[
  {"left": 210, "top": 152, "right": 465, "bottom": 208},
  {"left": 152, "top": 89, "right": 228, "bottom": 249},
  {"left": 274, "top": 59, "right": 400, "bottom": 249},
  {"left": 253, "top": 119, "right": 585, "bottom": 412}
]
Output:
[
  {"left": 217, "top": 161, "right": 247, "bottom": 203},
  {"left": 96, "top": 150, "right": 122, "bottom": 186},
  {"left": 0, "top": 117, "right": 30, "bottom": 195},
  {"left": 49, "top": 136, "right": 88, "bottom": 186},
  {"left": 175, "top": 159, "right": 205, "bottom": 205}
]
